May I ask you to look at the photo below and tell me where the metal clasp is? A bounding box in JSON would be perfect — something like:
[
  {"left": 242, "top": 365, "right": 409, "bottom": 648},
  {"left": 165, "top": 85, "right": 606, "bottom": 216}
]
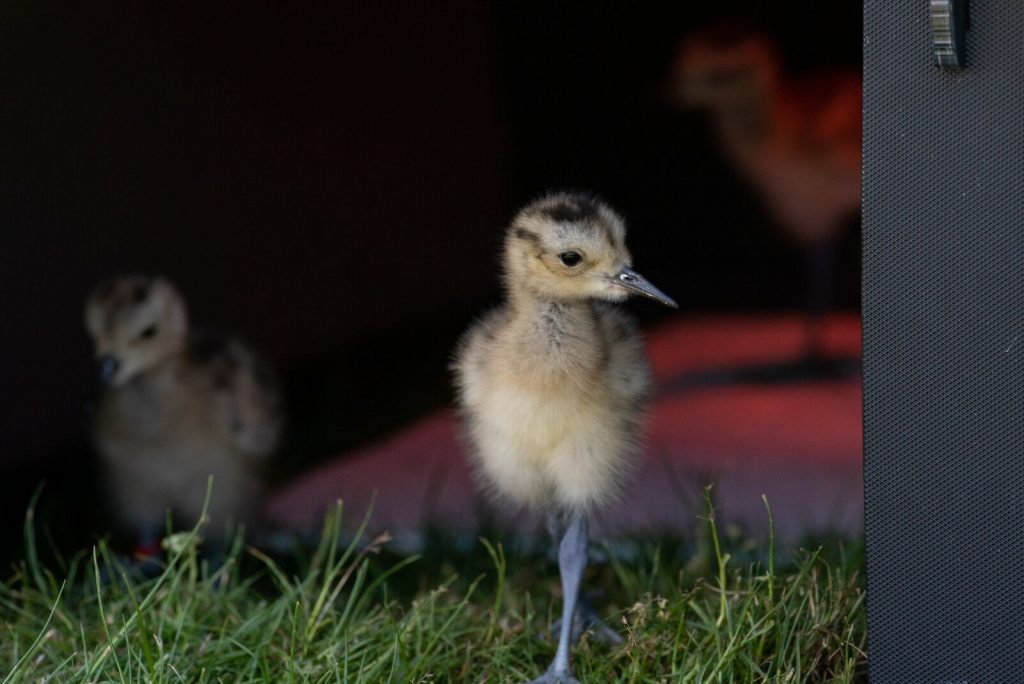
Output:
[{"left": 931, "top": 0, "right": 969, "bottom": 69}]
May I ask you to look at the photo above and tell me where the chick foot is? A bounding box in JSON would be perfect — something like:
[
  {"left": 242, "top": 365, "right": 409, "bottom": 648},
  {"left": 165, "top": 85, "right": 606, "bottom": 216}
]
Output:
[
  {"left": 527, "top": 669, "right": 580, "bottom": 684},
  {"left": 544, "top": 595, "right": 623, "bottom": 646}
]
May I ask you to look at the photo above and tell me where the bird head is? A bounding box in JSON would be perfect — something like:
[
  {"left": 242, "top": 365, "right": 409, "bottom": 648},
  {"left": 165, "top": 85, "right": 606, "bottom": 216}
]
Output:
[
  {"left": 84, "top": 275, "right": 188, "bottom": 387},
  {"left": 667, "top": 26, "right": 779, "bottom": 112},
  {"left": 503, "top": 192, "right": 677, "bottom": 308}
]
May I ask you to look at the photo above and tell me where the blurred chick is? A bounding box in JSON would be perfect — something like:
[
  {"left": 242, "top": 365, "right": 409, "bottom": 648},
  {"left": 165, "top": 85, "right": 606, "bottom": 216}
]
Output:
[
  {"left": 670, "top": 27, "right": 860, "bottom": 360},
  {"left": 669, "top": 27, "right": 861, "bottom": 247},
  {"left": 85, "top": 275, "right": 283, "bottom": 550}
]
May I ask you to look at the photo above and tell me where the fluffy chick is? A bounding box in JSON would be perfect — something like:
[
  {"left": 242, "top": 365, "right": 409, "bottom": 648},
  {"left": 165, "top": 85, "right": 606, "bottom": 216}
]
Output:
[
  {"left": 85, "top": 275, "right": 283, "bottom": 548},
  {"left": 670, "top": 27, "right": 861, "bottom": 247},
  {"left": 454, "top": 192, "right": 676, "bottom": 683}
]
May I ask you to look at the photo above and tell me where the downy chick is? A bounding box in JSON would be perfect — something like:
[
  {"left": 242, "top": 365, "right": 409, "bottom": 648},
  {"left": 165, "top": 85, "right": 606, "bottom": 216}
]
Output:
[
  {"left": 670, "top": 28, "right": 861, "bottom": 247},
  {"left": 670, "top": 28, "right": 860, "bottom": 361},
  {"left": 85, "top": 275, "right": 283, "bottom": 551},
  {"left": 454, "top": 192, "right": 677, "bottom": 683}
]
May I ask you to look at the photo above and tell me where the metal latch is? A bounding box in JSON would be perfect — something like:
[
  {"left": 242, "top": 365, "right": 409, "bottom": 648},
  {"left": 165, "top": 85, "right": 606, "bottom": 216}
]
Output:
[{"left": 931, "top": 0, "right": 969, "bottom": 69}]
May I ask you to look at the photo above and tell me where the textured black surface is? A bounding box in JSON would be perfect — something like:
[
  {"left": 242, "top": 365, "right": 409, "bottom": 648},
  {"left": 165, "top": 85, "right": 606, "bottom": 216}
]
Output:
[{"left": 864, "top": 1, "right": 1024, "bottom": 682}]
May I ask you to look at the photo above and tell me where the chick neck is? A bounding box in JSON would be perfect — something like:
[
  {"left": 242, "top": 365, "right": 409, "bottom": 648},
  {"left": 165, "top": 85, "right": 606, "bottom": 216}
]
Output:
[{"left": 506, "top": 286, "right": 608, "bottom": 380}]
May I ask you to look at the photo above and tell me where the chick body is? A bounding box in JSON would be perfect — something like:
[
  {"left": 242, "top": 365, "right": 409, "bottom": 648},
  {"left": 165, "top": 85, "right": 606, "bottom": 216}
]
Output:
[
  {"left": 455, "top": 192, "right": 667, "bottom": 514},
  {"left": 457, "top": 299, "right": 648, "bottom": 512}
]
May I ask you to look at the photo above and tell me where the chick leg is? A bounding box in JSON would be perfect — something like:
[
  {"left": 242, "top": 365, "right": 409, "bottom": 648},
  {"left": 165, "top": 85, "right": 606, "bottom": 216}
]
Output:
[
  {"left": 133, "top": 520, "right": 163, "bottom": 558},
  {"left": 558, "top": 595, "right": 624, "bottom": 645},
  {"left": 530, "top": 509, "right": 587, "bottom": 684},
  {"left": 803, "top": 237, "right": 838, "bottom": 362},
  {"left": 545, "top": 513, "right": 622, "bottom": 646}
]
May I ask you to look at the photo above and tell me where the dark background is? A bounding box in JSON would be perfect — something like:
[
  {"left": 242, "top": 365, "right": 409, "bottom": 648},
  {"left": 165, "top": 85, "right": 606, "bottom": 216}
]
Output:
[{"left": 0, "top": 0, "right": 860, "bottom": 560}]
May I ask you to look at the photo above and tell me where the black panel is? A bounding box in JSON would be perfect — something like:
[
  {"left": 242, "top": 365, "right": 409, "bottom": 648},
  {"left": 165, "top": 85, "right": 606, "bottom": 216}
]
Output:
[{"left": 864, "top": 1, "right": 1024, "bottom": 682}]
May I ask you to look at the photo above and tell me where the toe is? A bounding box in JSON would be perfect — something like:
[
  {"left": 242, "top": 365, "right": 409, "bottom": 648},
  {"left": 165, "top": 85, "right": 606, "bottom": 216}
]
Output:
[{"left": 526, "top": 673, "right": 580, "bottom": 684}]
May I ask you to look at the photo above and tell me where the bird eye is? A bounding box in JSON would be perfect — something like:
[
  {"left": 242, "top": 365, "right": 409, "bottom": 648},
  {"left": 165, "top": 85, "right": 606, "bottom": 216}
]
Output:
[
  {"left": 139, "top": 325, "right": 158, "bottom": 340},
  {"left": 558, "top": 251, "right": 582, "bottom": 267}
]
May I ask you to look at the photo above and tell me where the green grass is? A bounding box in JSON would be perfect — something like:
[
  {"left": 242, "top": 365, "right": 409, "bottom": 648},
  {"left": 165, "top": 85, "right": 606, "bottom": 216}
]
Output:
[{"left": 1, "top": 491, "right": 865, "bottom": 683}]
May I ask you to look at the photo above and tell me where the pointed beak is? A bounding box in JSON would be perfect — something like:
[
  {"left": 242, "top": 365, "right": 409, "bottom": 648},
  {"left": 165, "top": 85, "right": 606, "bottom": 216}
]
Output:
[
  {"left": 613, "top": 267, "right": 678, "bottom": 308},
  {"left": 95, "top": 354, "right": 120, "bottom": 388}
]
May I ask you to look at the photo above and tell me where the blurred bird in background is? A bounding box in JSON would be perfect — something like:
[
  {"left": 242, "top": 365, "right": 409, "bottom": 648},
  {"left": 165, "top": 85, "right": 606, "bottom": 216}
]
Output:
[
  {"left": 84, "top": 275, "right": 284, "bottom": 556},
  {"left": 454, "top": 193, "right": 677, "bottom": 683},
  {"left": 669, "top": 25, "right": 861, "bottom": 369}
]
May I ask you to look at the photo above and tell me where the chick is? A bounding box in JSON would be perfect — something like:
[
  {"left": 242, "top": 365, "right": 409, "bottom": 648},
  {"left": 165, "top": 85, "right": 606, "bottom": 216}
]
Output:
[
  {"left": 454, "top": 192, "right": 677, "bottom": 683},
  {"left": 669, "top": 28, "right": 861, "bottom": 247},
  {"left": 85, "top": 275, "right": 283, "bottom": 551},
  {"left": 670, "top": 28, "right": 860, "bottom": 361}
]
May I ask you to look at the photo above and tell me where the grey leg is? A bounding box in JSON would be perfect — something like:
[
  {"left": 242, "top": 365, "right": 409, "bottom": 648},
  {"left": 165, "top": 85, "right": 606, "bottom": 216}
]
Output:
[
  {"left": 567, "top": 595, "right": 624, "bottom": 646},
  {"left": 543, "top": 511, "right": 622, "bottom": 647},
  {"left": 529, "top": 509, "right": 587, "bottom": 684},
  {"left": 546, "top": 511, "right": 566, "bottom": 545}
]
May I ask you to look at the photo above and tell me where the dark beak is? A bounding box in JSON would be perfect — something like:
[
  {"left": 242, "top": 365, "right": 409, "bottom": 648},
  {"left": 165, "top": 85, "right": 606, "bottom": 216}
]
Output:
[
  {"left": 613, "top": 267, "right": 678, "bottom": 308},
  {"left": 95, "top": 354, "right": 120, "bottom": 388}
]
